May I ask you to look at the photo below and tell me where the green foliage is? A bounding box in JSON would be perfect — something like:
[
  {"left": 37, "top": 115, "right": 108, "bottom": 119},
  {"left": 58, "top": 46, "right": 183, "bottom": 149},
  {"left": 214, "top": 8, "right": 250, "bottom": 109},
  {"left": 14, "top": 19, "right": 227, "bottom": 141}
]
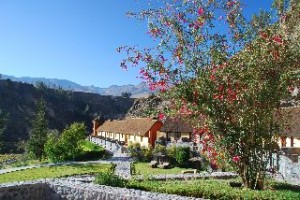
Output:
[
  {"left": 152, "top": 144, "right": 166, "bottom": 156},
  {"left": 0, "top": 110, "right": 6, "bottom": 136},
  {"left": 120, "top": 0, "right": 300, "bottom": 189},
  {"left": 166, "top": 145, "right": 176, "bottom": 164},
  {"left": 94, "top": 169, "right": 127, "bottom": 187},
  {"left": 26, "top": 99, "right": 48, "bottom": 160},
  {"left": 45, "top": 123, "right": 87, "bottom": 162},
  {"left": 175, "top": 146, "right": 191, "bottom": 167},
  {"left": 0, "top": 110, "right": 8, "bottom": 152},
  {"left": 44, "top": 130, "right": 64, "bottom": 162},
  {"left": 127, "top": 179, "right": 300, "bottom": 200},
  {"left": 121, "top": 92, "right": 132, "bottom": 98},
  {"left": 130, "top": 162, "right": 136, "bottom": 175},
  {"left": 59, "top": 122, "right": 86, "bottom": 160},
  {"left": 127, "top": 142, "right": 153, "bottom": 162},
  {"left": 75, "top": 140, "right": 106, "bottom": 161}
]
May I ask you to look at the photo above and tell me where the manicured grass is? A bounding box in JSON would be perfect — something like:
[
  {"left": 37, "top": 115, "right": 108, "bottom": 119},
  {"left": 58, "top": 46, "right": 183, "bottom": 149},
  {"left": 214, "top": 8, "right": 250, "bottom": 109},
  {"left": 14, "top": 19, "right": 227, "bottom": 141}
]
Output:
[
  {"left": 79, "top": 140, "right": 104, "bottom": 152},
  {"left": 128, "top": 179, "right": 300, "bottom": 200},
  {"left": 134, "top": 162, "right": 195, "bottom": 176},
  {"left": 0, "top": 163, "right": 110, "bottom": 183},
  {"left": 75, "top": 140, "right": 106, "bottom": 161}
]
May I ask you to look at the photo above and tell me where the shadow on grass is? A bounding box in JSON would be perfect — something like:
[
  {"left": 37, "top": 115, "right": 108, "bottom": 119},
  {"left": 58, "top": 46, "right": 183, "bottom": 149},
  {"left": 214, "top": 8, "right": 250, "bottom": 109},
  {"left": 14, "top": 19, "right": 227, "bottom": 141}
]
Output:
[{"left": 270, "top": 182, "right": 300, "bottom": 192}]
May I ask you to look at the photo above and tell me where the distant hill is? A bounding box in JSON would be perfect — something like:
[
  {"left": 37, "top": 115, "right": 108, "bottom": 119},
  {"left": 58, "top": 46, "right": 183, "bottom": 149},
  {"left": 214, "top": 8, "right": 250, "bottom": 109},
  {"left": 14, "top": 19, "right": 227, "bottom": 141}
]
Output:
[
  {"left": 0, "top": 79, "right": 134, "bottom": 153},
  {"left": 0, "top": 74, "right": 153, "bottom": 98}
]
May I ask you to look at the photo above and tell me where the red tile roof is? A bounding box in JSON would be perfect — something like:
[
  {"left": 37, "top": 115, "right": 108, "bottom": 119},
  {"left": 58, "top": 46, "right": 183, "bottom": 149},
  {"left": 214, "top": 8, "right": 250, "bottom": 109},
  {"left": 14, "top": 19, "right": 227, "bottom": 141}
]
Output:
[{"left": 96, "top": 118, "right": 161, "bottom": 136}]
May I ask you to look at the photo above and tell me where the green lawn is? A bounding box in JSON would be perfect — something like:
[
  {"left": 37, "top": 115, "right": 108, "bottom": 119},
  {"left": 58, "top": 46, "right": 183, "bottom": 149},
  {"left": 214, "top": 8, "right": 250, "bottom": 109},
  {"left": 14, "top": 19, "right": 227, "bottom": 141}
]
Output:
[
  {"left": 75, "top": 140, "right": 106, "bottom": 161},
  {"left": 134, "top": 162, "right": 195, "bottom": 176},
  {"left": 0, "top": 163, "right": 110, "bottom": 183},
  {"left": 128, "top": 179, "right": 300, "bottom": 200}
]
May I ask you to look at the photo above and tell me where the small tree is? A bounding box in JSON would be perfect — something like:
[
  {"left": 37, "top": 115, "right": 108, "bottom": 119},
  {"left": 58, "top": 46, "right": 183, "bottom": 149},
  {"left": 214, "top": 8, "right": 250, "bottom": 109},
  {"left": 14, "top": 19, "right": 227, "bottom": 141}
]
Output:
[
  {"left": 45, "top": 123, "right": 86, "bottom": 162},
  {"left": 26, "top": 99, "right": 48, "bottom": 160},
  {"left": 120, "top": 0, "right": 300, "bottom": 189},
  {"left": 59, "top": 122, "right": 86, "bottom": 161},
  {"left": 121, "top": 92, "right": 132, "bottom": 98},
  {"left": 44, "top": 129, "right": 63, "bottom": 162},
  {"left": 0, "top": 110, "right": 8, "bottom": 152}
]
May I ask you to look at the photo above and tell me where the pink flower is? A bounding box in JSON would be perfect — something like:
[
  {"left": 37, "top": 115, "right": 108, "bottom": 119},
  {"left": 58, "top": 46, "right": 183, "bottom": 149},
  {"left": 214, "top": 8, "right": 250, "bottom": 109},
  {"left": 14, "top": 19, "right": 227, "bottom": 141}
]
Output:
[
  {"left": 232, "top": 155, "right": 240, "bottom": 163},
  {"left": 158, "top": 113, "right": 165, "bottom": 121},
  {"left": 272, "top": 35, "right": 283, "bottom": 45},
  {"left": 227, "top": 1, "right": 236, "bottom": 8},
  {"left": 198, "top": 8, "right": 204, "bottom": 16},
  {"left": 259, "top": 31, "right": 268, "bottom": 40}
]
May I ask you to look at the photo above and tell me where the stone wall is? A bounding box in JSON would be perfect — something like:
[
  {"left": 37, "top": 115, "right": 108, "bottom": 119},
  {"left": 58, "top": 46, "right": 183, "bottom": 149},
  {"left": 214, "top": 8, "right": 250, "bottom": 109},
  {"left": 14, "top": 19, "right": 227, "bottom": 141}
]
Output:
[
  {"left": 0, "top": 179, "right": 205, "bottom": 200},
  {"left": 277, "top": 155, "right": 300, "bottom": 181},
  {"left": 0, "top": 182, "right": 63, "bottom": 200}
]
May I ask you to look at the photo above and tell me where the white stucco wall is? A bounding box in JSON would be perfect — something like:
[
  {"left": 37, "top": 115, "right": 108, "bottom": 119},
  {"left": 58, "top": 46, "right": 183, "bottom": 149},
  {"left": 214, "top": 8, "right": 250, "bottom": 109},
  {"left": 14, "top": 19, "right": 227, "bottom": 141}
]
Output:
[{"left": 278, "top": 137, "right": 300, "bottom": 148}]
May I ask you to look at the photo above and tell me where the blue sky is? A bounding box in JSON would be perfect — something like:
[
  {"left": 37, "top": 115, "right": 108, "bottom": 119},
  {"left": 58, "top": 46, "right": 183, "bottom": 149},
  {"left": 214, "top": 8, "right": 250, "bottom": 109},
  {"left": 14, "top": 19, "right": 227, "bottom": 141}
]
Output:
[{"left": 0, "top": 0, "right": 274, "bottom": 88}]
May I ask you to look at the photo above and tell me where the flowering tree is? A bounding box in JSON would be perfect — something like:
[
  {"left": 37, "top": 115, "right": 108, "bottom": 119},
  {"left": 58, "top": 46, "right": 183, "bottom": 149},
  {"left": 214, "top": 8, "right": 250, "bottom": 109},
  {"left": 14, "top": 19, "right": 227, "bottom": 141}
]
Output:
[{"left": 119, "top": 0, "right": 300, "bottom": 189}]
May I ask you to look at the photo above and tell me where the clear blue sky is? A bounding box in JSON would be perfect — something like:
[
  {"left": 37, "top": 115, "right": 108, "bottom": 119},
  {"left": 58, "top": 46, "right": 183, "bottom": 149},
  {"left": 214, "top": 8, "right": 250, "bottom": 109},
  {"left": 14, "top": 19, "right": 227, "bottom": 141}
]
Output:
[{"left": 0, "top": 0, "right": 274, "bottom": 88}]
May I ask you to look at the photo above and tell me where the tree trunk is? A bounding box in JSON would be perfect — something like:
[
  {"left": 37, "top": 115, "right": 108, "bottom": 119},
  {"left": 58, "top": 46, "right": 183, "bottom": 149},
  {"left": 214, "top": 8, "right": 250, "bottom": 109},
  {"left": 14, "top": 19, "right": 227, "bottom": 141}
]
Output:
[{"left": 239, "top": 160, "right": 265, "bottom": 190}]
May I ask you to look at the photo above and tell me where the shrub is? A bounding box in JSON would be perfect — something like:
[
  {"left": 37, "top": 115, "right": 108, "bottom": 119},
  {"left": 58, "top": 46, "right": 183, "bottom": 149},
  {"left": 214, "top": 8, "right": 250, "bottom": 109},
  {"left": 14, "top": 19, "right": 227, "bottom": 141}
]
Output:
[
  {"left": 166, "top": 145, "right": 176, "bottom": 164},
  {"left": 130, "top": 162, "right": 136, "bottom": 175},
  {"left": 152, "top": 144, "right": 166, "bottom": 156},
  {"left": 128, "top": 142, "right": 142, "bottom": 160},
  {"left": 45, "top": 122, "right": 87, "bottom": 162},
  {"left": 127, "top": 142, "right": 153, "bottom": 161},
  {"left": 44, "top": 130, "right": 64, "bottom": 162},
  {"left": 140, "top": 146, "right": 153, "bottom": 162},
  {"left": 94, "top": 169, "right": 127, "bottom": 187},
  {"left": 156, "top": 137, "right": 167, "bottom": 146},
  {"left": 175, "top": 146, "right": 191, "bottom": 167}
]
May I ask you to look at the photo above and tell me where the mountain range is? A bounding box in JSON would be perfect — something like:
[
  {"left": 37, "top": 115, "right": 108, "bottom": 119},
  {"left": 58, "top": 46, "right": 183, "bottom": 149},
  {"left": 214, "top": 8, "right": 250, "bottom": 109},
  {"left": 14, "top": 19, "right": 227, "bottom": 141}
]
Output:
[{"left": 0, "top": 74, "right": 153, "bottom": 98}]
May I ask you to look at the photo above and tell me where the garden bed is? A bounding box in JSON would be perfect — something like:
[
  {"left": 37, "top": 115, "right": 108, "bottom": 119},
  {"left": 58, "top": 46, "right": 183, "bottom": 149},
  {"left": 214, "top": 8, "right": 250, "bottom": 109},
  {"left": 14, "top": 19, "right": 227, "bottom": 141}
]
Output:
[
  {"left": 126, "top": 178, "right": 300, "bottom": 199},
  {"left": 134, "top": 162, "right": 196, "bottom": 176}
]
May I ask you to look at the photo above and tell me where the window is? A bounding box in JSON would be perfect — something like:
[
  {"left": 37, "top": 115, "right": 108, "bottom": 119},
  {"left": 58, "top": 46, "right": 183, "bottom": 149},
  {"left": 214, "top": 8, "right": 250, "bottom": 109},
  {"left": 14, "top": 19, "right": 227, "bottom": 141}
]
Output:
[
  {"left": 291, "top": 137, "right": 294, "bottom": 147},
  {"left": 174, "top": 132, "right": 181, "bottom": 140},
  {"left": 281, "top": 137, "right": 286, "bottom": 147}
]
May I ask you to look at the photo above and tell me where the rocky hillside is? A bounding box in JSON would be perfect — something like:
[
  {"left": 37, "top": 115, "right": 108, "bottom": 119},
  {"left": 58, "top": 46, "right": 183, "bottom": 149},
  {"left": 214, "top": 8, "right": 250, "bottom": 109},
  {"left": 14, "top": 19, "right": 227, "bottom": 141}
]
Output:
[
  {"left": 0, "top": 79, "right": 134, "bottom": 153},
  {"left": 126, "top": 95, "right": 170, "bottom": 118}
]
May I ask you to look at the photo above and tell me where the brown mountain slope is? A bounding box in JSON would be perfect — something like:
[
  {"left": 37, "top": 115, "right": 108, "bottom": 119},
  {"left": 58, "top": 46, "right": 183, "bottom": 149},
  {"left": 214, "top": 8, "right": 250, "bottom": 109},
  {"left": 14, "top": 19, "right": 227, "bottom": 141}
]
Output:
[{"left": 0, "top": 79, "right": 134, "bottom": 153}]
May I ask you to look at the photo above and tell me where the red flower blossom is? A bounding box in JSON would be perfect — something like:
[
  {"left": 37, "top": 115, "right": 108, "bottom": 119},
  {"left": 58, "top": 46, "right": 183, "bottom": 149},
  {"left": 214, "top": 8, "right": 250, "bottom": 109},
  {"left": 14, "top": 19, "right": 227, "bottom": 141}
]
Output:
[
  {"left": 158, "top": 113, "right": 165, "bottom": 121},
  {"left": 272, "top": 35, "right": 283, "bottom": 45},
  {"left": 198, "top": 8, "right": 204, "bottom": 16},
  {"left": 232, "top": 155, "right": 240, "bottom": 163}
]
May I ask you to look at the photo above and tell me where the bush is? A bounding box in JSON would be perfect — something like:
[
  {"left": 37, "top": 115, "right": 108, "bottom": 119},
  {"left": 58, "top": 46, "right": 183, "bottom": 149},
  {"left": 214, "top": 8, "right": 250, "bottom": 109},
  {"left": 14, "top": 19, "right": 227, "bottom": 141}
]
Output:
[
  {"left": 152, "top": 144, "right": 166, "bottom": 156},
  {"left": 166, "top": 145, "right": 176, "bottom": 164},
  {"left": 45, "top": 122, "right": 87, "bottom": 162},
  {"left": 94, "top": 169, "right": 127, "bottom": 187},
  {"left": 175, "top": 146, "right": 191, "bottom": 167},
  {"left": 155, "top": 137, "right": 167, "bottom": 146},
  {"left": 128, "top": 142, "right": 142, "bottom": 160},
  {"left": 127, "top": 142, "right": 153, "bottom": 162}
]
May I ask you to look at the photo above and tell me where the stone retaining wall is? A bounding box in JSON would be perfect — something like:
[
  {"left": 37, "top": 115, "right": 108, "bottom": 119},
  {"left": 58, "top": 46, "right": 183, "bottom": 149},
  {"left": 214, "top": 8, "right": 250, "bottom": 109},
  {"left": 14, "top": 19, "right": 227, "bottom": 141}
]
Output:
[
  {"left": 135, "top": 171, "right": 238, "bottom": 181},
  {"left": 0, "top": 182, "right": 62, "bottom": 200},
  {"left": 0, "top": 180, "right": 205, "bottom": 200}
]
